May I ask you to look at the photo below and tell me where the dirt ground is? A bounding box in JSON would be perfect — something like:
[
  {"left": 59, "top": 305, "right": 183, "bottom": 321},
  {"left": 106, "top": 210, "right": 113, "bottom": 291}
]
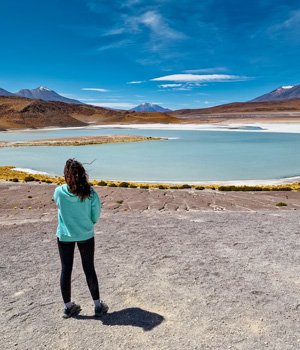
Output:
[{"left": 0, "top": 182, "right": 300, "bottom": 350}]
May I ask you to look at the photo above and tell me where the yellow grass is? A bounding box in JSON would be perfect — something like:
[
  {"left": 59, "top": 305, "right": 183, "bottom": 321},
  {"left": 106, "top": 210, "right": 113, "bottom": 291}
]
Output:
[{"left": 1, "top": 166, "right": 299, "bottom": 191}]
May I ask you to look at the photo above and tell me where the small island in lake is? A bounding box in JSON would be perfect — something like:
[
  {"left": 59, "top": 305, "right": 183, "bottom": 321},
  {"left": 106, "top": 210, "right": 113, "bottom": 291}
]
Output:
[{"left": 0, "top": 134, "right": 166, "bottom": 148}]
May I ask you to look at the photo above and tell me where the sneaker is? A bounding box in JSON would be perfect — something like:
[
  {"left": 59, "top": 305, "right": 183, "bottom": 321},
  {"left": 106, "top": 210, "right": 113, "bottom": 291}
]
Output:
[
  {"left": 62, "top": 302, "right": 81, "bottom": 319},
  {"left": 94, "top": 301, "right": 109, "bottom": 317}
]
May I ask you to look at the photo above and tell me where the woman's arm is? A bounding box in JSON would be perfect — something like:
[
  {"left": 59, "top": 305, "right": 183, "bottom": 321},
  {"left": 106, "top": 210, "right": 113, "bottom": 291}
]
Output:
[
  {"left": 91, "top": 189, "right": 101, "bottom": 224},
  {"left": 52, "top": 187, "right": 59, "bottom": 205}
]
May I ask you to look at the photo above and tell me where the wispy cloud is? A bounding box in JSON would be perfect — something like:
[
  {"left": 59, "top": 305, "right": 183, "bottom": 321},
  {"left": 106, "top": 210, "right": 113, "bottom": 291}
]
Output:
[
  {"left": 127, "top": 80, "right": 145, "bottom": 84},
  {"left": 134, "top": 10, "right": 186, "bottom": 40},
  {"left": 151, "top": 74, "right": 250, "bottom": 83},
  {"left": 81, "top": 87, "right": 109, "bottom": 92},
  {"left": 101, "top": 28, "right": 125, "bottom": 36},
  {"left": 128, "top": 10, "right": 186, "bottom": 54},
  {"left": 90, "top": 4, "right": 186, "bottom": 54},
  {"left": 268, "top": 10, "right": 300, "bottom": 41},
  {"left": 97, "top": 39, "right": 133, "bottom": 51},
  {"left": 158, "top": 84, "right": 183, "bottom": 88},
  {"left": 158, "top": 83, "right": 197, "bottom": 91}
]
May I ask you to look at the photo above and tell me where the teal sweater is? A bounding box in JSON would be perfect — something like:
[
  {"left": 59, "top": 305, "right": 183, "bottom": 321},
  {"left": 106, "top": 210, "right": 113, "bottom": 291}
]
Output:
[{"left": 53, "top": 184, "right": 101, "bottom": 242}]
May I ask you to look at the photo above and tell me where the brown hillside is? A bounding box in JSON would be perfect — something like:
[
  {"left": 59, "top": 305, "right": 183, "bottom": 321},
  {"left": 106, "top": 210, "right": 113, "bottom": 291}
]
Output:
[
  {"left": 0, "top": 96, "right": 182, "bottom": 130},
  {"left": 173, "top": 99, "right": 300, "bottom": 116},
  {"left": 0, "top": 97, "right": 86, "bottom": 129}
]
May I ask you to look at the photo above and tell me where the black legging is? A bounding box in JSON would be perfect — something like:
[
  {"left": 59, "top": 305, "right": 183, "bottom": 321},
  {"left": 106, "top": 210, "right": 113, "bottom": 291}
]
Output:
[{"left": 57, "top": 237, "right": 100, "bottom": 303}]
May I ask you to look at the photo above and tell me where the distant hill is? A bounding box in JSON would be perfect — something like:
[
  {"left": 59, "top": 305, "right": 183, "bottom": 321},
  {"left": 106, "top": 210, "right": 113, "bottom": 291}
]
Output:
[
  {"left": 250, "top": 85, "right": 300, "bottom": 102},
  {"left": 172, "top": 99, "right": 300, "bottom": 116},
  {"left": 0, "top": 86, "right": 82, "bottom": 104},
  {"left": 0, "top": 96, "right": 181, "bottom": 130},
  {"left": 15, "top": 86, "right": 82, "bottom": 104},
  {"left": 130, "top": 103, "right": 171, "bottom": 112},
  {"left": 0, "top": 88, "right": 14, "bottom": 97}
]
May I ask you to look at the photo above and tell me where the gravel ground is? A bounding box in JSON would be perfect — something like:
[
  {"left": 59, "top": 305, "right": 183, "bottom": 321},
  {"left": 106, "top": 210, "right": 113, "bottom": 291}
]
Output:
[{"left": 0, "top": 183, "right": 300, "bottom": 350}]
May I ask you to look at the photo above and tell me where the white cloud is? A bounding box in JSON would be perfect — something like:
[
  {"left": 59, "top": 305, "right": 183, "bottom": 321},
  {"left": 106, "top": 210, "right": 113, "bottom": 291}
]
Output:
[
  {"left": 151, "top": 74, "right": 249, "bottom": 82},
  {"left": 158, "top": 84, "right": 183, "bottom": 88},
  {"left": 101, "top": 28, "right": 125, "bottom": 36},
  {"left": 137, "top": 10, "right": 186, "bottom": 40},
  {"left": 81, "top": 88, "right": 109, "bottom": 92},
  {"left": 90, "top": 102, "right": 136, "bottom": 109},
  {"left": 127, "top": 81, "right": 145, "bottom": 84},
  {"left": 122, "top": 10, "right": 186, "bottom": 54}
]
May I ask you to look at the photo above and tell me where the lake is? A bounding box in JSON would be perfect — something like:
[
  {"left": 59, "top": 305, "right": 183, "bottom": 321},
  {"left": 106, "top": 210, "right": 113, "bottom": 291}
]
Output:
[{"left": 0, "top": 126, "right": 299, "bottom": 182}]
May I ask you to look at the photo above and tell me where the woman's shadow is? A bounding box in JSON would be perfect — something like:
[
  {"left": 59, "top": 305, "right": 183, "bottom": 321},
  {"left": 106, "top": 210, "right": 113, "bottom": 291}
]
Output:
[{"left": 75, "top": 307, "right": 164, "bottom": 331}]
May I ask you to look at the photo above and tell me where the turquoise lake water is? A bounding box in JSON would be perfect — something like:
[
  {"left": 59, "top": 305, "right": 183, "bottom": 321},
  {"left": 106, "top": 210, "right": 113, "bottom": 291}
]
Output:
[{"left": 0, "top": 127, "right": 299, "bottom": 182}]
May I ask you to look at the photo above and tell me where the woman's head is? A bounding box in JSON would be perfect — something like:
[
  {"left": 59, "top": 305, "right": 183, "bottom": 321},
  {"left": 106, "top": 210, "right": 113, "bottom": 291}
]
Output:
[{"left": 64, "top": 159, "right": 91, "bottom": 201}]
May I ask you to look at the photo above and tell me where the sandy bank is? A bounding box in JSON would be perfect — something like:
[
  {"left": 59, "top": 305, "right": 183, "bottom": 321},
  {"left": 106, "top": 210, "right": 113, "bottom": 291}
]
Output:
[
  {"left": 0, "top": 135, "right": 164, "bottom": 148},
  {"left": 135, "top": 176, "right": 300, "bottom": 186}
]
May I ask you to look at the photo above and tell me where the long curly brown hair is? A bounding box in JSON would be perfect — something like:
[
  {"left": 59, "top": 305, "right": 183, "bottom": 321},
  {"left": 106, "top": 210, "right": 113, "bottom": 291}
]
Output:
[{"left": 64, "top": 159, "right": 91, "bottom": 201}]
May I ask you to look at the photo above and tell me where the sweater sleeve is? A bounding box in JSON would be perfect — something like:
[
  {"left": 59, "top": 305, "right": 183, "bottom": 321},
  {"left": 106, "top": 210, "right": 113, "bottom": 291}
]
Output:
[{"left": 91, "top": 189, "right": 101, "bottom": 224}]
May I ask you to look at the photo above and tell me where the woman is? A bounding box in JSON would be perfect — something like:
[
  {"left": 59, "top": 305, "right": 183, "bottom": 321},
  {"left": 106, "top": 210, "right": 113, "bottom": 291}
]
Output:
[{"left": 53, "top": 158, "right": 108, "bottom": 318}]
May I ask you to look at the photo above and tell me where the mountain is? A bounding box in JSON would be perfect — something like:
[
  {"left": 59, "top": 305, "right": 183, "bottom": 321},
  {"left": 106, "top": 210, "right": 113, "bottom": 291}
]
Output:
[
  {"left": 130, "top": 103, "right": 171, "bottom": 113},
  {"left": 250, "top": 85, "right": 300, "bottom": 102},
  {"left": 0, "top": 96, "right": 181, "bottom": 130},
  {"left": 15, "top": 86, "right": 82, "bottom": 104},
  {"left": 172, "top": 99, "right": 300, "bottom": 117},
  {"left": 0, "top": 88, "right": 14, "bottom": 97}
]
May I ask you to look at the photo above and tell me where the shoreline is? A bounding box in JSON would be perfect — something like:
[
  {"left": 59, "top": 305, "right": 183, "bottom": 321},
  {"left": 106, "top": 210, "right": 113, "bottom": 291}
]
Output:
[
  {"left": 103, "top": 176, "right": 300, "bottom": 186},
  {"left": 1, "top": 121, "right": 300, "bottom": 134},
  {"left": 1, "top": 166, "right": 299, "bottom": 188}
]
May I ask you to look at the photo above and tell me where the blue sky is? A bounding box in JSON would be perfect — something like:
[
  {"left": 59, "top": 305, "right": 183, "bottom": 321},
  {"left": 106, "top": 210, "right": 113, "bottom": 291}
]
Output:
[{"left": 0, "top": 0, "right": 299, "bottom": 109}]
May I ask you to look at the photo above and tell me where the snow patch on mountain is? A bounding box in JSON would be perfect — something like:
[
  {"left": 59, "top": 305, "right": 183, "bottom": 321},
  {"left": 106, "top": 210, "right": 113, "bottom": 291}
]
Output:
[
  {"left": 250, "top": 84, "right": 300, "bottom": 102},
  {"left": 15, "top": 86, "right": 82, "bottom": 104}
]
